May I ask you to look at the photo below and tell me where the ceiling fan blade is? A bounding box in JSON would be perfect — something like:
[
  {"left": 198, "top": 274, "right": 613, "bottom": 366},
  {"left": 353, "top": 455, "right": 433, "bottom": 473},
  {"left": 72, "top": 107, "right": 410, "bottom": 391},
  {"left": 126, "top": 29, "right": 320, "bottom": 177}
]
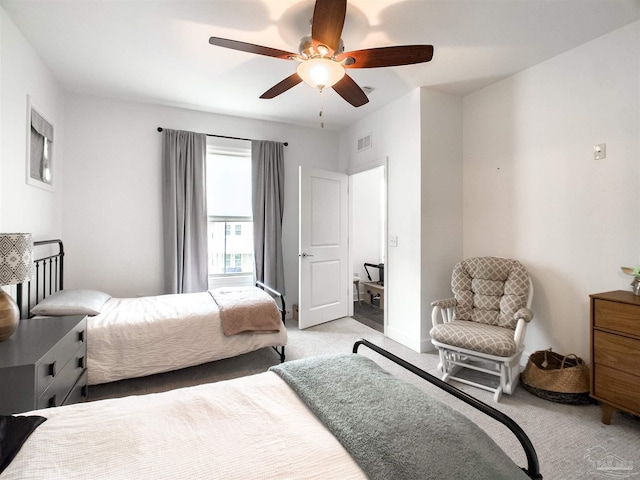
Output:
[
  {"left": 311, "top": 0, "right": 347, "bottom": 55},
  {"left": 260, "top": 73, "right": 303, "bottom": 99},
  {"left": 209, "top": 37, "right": 297, "bottom": 60},
  {"left": 338, "top": 45, "right": 434, "bottom": 68},
  {"left": 332, "top": 74, "right": 369, "bottom": 107}
]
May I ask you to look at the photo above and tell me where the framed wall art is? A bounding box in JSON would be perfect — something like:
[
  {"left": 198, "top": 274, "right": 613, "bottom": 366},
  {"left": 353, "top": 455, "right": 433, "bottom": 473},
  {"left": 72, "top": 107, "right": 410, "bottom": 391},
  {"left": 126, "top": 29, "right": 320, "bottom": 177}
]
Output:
[{"left": 26, "top": 96, "right": 54, "bottom": 191}]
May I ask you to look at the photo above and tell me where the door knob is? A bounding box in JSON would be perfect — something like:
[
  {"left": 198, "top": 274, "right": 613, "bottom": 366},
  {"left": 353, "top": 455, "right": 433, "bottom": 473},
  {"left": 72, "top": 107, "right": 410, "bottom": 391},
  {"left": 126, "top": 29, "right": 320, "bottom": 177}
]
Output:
[{"left": 299, "top": 252, "right": 314, "bottom": 257}]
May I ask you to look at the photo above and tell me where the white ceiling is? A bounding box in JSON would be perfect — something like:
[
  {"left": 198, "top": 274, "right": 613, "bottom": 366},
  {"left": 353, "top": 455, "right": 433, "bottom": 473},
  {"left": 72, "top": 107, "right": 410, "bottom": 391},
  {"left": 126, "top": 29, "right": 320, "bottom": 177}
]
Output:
[{"left": 3, "top": 0, "right": 638, "bottom": 130}]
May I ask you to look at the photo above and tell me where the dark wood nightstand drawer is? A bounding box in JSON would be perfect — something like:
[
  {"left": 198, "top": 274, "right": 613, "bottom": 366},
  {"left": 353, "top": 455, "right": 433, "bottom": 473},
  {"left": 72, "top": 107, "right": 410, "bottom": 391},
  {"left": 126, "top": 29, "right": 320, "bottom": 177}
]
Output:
[
  {"left": 590, "top": 291, "right": 640, "bottom": 424},
  {"left": 593, "top": 299, "right": 640, "bottom": 337},
  {"left": 593, "top": 364, "right": 640, "bottom": 415},
  {"left": 36, "top": 317, "right": 87, "bottom": 399},
  {"left": 594, "top": 330, "right": 640, "bottom": 376},
  {"left": 37, "top": 344, "right": 87, "bottom": 409}
]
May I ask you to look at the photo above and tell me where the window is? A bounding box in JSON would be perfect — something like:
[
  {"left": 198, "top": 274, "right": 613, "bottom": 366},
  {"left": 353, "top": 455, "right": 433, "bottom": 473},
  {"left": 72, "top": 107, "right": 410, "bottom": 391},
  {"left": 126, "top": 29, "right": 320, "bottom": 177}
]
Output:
[{"left": 206, "top": 138, "right": 254, "bottom": 288}]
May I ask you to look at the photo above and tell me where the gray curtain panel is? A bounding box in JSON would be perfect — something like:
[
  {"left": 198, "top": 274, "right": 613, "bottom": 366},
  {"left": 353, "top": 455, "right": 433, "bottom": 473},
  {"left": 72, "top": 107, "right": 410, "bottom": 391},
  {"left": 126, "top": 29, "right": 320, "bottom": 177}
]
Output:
[
  {"left": 251, "top": 140, "right": 286, "bottom": 295},
  {"left": 161, "top": 129, "right": 208, "bottom": 294}
]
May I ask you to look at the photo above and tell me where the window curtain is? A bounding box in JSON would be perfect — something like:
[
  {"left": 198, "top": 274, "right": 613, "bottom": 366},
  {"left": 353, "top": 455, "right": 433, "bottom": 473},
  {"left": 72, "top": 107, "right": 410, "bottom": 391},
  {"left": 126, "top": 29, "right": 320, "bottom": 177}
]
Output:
[
  {"left": 161, "top": 129, "right": 208, "bottom": 294},
  {"left": 251, "top": 140, "right": 285, "bottom": 295}
]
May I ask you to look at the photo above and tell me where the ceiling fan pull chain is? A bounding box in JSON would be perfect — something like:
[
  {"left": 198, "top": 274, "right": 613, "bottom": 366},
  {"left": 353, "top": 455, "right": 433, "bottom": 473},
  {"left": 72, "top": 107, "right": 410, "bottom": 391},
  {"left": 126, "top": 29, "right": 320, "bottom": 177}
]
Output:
[{"left": 319, "top": 89, "right": 325, "bottom": 128}]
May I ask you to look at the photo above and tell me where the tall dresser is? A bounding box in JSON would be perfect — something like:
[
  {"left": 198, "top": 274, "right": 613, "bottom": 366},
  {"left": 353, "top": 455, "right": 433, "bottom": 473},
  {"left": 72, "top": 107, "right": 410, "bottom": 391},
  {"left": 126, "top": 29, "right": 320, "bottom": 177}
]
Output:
[{"left": 589, "top": 290, "right": 640, "bottom": 424}]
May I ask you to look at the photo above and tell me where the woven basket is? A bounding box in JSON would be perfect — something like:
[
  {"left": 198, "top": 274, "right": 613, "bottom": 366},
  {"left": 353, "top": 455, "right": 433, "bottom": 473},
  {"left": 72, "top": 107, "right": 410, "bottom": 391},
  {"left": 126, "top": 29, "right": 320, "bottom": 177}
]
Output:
[{"left": 521, "top": 349, "right": 592, "bottom": 405}]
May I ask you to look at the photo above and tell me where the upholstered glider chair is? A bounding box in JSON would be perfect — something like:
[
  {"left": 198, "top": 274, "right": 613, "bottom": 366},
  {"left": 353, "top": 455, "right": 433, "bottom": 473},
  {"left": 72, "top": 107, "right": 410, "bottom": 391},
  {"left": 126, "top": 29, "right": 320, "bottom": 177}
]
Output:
[{"left": 430, "top": 257, "right": 534, "bottom": 402}]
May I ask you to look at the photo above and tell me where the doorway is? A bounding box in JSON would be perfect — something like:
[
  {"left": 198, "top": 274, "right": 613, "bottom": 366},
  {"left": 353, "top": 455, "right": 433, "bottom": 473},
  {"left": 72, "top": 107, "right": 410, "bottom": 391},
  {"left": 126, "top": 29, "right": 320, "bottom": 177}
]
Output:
[{"left": 349, "top": 164, "right": 386, "bottom": 333}]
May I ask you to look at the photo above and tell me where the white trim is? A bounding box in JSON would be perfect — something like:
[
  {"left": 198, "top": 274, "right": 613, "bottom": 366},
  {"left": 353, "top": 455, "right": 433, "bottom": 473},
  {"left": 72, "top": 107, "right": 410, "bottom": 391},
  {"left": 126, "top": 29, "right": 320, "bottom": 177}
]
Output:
[{"left": 347, "top": 156, "right": 386, "bottom": 176}]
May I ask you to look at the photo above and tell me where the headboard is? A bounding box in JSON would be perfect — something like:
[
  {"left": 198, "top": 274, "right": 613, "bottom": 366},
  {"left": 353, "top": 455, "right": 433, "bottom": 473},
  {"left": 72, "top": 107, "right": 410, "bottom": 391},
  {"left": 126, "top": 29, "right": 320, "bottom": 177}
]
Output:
[{"left": 17, "top": 239, "right": 64, "bottom": 319}]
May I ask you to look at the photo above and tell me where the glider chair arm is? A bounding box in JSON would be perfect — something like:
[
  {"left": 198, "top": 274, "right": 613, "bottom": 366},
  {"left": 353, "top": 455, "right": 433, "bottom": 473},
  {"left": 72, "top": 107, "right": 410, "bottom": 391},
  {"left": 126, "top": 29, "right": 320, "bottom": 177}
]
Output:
[
  {"left": 513, "top": 308, "right": 534, "bottom": 350},
  {"left": 515, "top": 307, "right": 534, "bottom": 323},
  {"left": 431, "top": 297, "right": 458, "bottom": 328}
]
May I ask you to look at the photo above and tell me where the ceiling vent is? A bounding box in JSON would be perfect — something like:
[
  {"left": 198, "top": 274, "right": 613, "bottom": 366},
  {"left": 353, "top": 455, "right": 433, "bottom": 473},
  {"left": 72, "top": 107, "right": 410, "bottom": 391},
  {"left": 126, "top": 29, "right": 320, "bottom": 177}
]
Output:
[{"left": 357, "top": 133, "right": 372, "bottom": 152}]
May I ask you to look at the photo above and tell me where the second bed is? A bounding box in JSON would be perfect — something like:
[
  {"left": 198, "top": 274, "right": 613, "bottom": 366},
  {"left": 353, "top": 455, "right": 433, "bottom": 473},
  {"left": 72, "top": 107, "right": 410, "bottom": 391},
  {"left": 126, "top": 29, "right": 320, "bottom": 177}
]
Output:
[{"left": 18, "top": 240, "right": 287, "bottom": 385}]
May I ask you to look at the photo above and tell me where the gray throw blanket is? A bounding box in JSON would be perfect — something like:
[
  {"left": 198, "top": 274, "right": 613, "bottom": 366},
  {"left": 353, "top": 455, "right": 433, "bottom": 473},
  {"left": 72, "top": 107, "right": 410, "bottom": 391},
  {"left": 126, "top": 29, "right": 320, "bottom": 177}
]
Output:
[{"left": 270, "top": 354, "right": 530, "bottom": 480}]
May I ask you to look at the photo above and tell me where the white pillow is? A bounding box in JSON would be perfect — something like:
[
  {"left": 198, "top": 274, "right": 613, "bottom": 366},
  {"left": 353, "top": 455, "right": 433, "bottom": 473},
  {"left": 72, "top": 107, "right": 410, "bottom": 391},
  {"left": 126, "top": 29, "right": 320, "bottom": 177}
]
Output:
[{"left": 30, "top": 289, "right": 111, "bottom": 316}]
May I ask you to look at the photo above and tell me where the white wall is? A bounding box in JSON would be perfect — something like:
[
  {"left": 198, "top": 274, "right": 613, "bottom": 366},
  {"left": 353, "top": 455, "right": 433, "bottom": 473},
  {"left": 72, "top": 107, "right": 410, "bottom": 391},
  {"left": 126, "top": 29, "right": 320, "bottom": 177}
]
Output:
[
  {"left": 63, "top": 94, "right": 339, "bottom": 303},
  {"left": 0, "top": 7, "right": 65, "bottom": 236},
  {"left": 463, "top": 21, "right": 640, "bottom": 360},
  {"left": 340, "top": 88, "right": 463, "bottom": 351},
  {"left": 340, "top": 90, "right": 422, "bottom": 349},
  {"left": 419, "top": 88, "right": 463, "bottom": 348}
]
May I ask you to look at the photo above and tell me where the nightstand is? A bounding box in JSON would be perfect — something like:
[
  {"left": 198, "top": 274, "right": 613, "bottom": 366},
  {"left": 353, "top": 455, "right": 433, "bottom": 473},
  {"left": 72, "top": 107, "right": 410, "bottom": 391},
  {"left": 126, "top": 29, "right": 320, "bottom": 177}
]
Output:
[
  {"left": 589, "top": 291, "right": 640, "bottom": 424},
  {"left": 0, "top": 315, "right": 88, "bottom": 415}
]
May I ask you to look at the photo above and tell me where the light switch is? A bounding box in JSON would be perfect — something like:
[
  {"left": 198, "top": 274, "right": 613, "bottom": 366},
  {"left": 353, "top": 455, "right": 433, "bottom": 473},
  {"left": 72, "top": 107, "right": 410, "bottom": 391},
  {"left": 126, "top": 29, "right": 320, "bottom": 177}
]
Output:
[
  {"left": 389, "top": 236, "right": 398, "bottom": 247},
  {"left": 594, "top": 143, "right": 606, "bottom": 160}
]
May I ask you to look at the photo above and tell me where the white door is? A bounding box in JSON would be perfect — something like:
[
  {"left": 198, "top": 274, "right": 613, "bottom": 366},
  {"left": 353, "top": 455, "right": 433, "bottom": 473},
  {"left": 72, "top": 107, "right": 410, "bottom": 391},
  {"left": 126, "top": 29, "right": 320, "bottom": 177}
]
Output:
[{"left": 298, "top": 166, "right": 349, "bottom": 329}]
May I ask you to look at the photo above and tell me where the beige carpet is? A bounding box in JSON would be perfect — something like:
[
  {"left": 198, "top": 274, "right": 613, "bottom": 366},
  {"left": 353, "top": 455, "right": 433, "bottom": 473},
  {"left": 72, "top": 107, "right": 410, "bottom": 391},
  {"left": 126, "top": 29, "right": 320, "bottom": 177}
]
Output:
[{"left": 88, "top": 317, "right": 640, "bottom": 480}]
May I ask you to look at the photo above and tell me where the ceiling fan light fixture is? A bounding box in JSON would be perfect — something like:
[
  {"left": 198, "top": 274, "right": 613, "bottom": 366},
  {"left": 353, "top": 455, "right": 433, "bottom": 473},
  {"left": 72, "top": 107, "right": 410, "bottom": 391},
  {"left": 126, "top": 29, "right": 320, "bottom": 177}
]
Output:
[
  {"left": 209, "top": 0, "right": 433, "bottom": 108},
  {"left": 296, "top": 58, "right": 345, "bottom": 90},
  {"left": 316, "top": 44, "right": 330, "bottom": 56}
]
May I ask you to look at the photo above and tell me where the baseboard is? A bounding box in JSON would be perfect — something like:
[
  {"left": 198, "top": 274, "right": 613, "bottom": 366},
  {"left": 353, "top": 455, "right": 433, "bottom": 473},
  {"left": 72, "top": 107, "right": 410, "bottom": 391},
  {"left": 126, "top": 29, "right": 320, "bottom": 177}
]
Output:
[
  {"left": 420, "top": 339, "right": 436, "bottom": 353},
  {"left": 385, "top": 325, "right": 422, "bottom": 352}
]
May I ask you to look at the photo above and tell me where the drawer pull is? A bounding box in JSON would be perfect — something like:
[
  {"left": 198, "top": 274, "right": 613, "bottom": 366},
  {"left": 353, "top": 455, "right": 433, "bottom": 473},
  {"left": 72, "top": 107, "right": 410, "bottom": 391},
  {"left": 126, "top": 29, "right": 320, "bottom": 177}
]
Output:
[
  {"left": 48, "top": 361, "right": 57, "bottom": 377},
  {"left": 78, "top": 330, "right": 85, "bottom": 343},
  {"left": 48, "top": 394, "right": 57, "bottom": 408},
  {"left": 78, "top": 356, "right": 86, "bottom": 369}
]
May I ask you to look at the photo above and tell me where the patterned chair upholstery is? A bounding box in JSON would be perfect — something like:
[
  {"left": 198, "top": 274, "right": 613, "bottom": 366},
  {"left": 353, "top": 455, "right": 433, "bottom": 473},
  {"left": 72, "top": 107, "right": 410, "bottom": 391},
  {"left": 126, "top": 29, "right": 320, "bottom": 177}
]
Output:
[{"left": 430, "top": 257, "right": 534, "bottom": 402}]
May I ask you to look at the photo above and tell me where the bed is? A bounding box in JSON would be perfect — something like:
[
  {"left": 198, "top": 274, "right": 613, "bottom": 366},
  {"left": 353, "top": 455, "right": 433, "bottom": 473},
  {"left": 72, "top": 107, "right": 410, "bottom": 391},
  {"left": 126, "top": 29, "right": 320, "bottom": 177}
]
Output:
[
  {"left": 16, "top": 240, "right": 287, "bottom": 385},
  {"left": 0, "top": 339, "right": 542, "bottom": 479}
]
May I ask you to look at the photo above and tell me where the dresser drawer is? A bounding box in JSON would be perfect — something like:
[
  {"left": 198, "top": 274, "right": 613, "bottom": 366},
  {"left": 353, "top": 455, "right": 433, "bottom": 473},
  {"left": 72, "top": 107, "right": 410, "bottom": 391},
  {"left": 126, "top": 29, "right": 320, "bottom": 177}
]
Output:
[
  {"left": 593, "top": 299, "right": 640, "bottom": 337},
  {"left": 593, "top": 364, "right": 640, "bottom": 415},
  {"left": 63, "top": 370, "right": 89, "bottom": 406},
  {"left": 37, "top": 344, "right": 87, "bottom": 409},
  {"left": 36, "top": 317, "right": 87, "bottom": 399},
  {"left": 593, "top": 330, "right": 640, "bottom": 376}
]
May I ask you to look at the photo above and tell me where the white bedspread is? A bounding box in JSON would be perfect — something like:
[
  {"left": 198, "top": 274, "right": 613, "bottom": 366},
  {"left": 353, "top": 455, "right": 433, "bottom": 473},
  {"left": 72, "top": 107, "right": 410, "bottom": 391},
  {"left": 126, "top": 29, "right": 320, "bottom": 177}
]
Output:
[
  {"left": 2, "top": 373, "right": 365, "bottom": 479},
  {"left": 87, "top": 291, "right": 287, "bottom": 385}
]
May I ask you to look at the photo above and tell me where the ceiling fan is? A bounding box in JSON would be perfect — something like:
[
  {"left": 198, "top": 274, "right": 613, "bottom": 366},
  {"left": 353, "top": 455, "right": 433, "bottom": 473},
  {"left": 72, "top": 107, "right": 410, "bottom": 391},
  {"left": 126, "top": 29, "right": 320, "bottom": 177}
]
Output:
[{"left": 209, "top": 0, "right": 434, "bottom": 108}]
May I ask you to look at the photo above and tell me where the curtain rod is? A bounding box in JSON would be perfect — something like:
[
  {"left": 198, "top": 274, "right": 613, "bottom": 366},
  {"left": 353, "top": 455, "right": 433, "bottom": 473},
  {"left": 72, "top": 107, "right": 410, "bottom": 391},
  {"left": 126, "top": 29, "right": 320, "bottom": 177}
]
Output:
[{"left": 156, "top": 127, "right": 288, "bottom": 147}]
